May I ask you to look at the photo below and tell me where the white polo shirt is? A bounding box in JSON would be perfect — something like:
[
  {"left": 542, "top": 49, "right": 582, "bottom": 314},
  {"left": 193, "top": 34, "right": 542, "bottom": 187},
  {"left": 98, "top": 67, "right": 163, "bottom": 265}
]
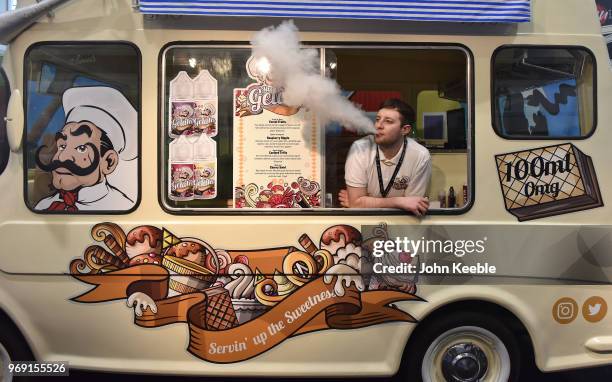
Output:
[{"left": 345, "top": 136, "right": 431, "bottom": 198}]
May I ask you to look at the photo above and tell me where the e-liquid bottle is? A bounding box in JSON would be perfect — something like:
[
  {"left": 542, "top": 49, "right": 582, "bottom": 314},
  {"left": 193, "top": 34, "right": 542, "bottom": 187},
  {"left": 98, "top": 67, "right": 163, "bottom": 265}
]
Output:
[
  {"left": 168, "top": 135, "right": 195, "bottom": 201},
  {"left": 448, "top": 186, "right": 456, "bottom": 208},
  {"left": 169, "top": 71, "right": 196, "bottom": 137},
  {"left": 439, "top": 190, "right": 447, "bottom": 208},
  {"left": 193, "top": 134, "right": 217, "bottom": 200},
  {"left": 192, "top": 70, "right": 218, "bottom": 137}
]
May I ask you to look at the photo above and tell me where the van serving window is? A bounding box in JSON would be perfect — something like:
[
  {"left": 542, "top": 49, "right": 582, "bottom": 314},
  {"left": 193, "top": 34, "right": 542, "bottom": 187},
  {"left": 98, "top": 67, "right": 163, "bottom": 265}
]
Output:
[
  {"left": 492, "top": 46, "right": 596, "bottom": 139},
  {"left": 24, "top": 43, "right": 141, "bottom": 214},
  {"left": 138, "top": 0, "right": 531, "bottom": 23},
  {"left": 160, "top": 44, "right": 472, "bottom": 214},
  {"left": 0, "top": 67, "right": 9, "bottom": 176}
]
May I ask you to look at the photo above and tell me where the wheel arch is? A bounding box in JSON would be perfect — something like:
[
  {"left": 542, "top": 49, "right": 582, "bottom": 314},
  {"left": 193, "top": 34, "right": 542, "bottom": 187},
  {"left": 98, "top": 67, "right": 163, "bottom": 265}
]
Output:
[
  {"left": 0, "top": 278, "right": 42, "bottom": 361},
  {"left": 0, "top": 307, "right": 36, "bottom": 360},
  {"left": 401, "top": 298, "right": 537, "bottom": 372}
]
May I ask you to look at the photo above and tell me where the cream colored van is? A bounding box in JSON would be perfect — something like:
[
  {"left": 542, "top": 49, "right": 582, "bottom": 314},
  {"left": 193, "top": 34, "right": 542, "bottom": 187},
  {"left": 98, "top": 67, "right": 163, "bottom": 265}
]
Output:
[{"left": 1, "top": 0, "right": 612, "bottom": 381}]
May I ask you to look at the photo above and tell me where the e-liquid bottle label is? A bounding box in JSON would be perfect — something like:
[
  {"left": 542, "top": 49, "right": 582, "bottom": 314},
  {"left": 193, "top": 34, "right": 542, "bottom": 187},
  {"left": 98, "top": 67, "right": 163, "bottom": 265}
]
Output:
[
  {"left": 193, "top": 134, "right": 217, "bottom": 200},
  {"left": 168, "top": 135, "right": 195, "bottom": 201},
  {"left": 170, "top": 163, "right": 195, "bottom": 200},
  {"left": 194, "top": 161, "right": 216, "bottom": 199}
]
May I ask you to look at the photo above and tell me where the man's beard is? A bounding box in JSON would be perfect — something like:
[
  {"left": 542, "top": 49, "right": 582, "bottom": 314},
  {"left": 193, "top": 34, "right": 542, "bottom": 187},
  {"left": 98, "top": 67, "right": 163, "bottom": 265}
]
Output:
[{"left": 35, "top": 142, "right": 101, "bottom": 176}]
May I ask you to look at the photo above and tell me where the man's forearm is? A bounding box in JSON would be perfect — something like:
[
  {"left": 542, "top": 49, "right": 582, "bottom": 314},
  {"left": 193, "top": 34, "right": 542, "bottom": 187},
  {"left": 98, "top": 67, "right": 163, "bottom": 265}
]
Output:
[{"left": 351, "top": 195, "right": 402, "bottom": 209}]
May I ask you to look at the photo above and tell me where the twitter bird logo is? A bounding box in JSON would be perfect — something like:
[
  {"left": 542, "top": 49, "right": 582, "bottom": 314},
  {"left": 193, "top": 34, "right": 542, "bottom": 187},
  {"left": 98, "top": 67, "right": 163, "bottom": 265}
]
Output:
[
  {"left": 588, "top": 304, "right": 601, "bottom": 316},
  {"left": 582, "top": 297, "right": 607, "bottom": 323}
]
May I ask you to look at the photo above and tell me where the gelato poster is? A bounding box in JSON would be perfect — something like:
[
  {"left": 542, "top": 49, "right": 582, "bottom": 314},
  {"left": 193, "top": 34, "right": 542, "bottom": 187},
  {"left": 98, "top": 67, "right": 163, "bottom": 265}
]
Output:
[{"left": 233, "top": 56, "right": 322, "bottom": 208}]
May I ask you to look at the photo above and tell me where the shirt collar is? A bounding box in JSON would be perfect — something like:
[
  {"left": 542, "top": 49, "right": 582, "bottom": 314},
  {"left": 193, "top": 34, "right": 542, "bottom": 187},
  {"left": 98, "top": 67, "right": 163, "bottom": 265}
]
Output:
[
  {"left": 77, "top": 181, "right": 110, "bottom": 204},
  {"left": 378, "top": 138, "right": 408, "bottom": 165}
]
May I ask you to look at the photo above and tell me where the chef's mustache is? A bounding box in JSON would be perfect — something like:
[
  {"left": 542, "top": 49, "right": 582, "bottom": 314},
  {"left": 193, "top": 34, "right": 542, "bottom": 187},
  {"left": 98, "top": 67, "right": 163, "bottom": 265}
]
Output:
[{"left": 35, "top": 143, "right": 100, "bottom": 176}]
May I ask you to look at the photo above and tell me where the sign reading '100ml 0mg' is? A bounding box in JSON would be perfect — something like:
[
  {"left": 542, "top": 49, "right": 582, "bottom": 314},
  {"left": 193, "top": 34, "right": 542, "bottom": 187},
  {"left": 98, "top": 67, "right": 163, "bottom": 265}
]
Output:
[
  {"left": 503, "top": 152, "right": 571, "bottom": 198},
  {"left": 495, "top": 143, "right": 603, "bottom": 221}
]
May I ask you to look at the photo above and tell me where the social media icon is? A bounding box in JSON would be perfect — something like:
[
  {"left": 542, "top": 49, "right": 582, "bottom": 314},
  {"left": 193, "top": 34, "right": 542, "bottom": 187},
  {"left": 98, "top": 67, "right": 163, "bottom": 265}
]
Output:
[
  {"left": 558, "top": 303, "right": 574, "bottom": 319},
  {"left": 588, "top": 304, "right": 601, "bottom": 316},
  {"left": 553, "top": 297, "right": 578, "bottom": 324},
  {"left": 582, "top": 297, "right": 607, "bottom": 323}
]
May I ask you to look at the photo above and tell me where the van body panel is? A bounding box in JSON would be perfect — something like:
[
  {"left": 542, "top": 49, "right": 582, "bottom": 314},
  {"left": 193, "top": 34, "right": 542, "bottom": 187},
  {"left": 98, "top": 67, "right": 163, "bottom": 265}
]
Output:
[{"left": 3, "top": 273, "right": 612, "bottom": 374}]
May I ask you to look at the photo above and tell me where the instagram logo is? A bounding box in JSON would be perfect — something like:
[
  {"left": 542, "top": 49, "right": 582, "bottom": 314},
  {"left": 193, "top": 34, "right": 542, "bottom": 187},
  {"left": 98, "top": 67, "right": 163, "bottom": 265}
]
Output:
[
  {"left": 557, "top": 303, "right": 574, "bottom": 320},
  {"left": 553, "top": 298, "right": 578, "bottom": 324}
]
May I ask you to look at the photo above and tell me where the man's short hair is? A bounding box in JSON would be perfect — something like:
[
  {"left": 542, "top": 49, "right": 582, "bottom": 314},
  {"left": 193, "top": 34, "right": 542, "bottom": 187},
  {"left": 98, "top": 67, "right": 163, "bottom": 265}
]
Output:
[{"left": 379, "top": 98, "right": 415, "bottom": 126}]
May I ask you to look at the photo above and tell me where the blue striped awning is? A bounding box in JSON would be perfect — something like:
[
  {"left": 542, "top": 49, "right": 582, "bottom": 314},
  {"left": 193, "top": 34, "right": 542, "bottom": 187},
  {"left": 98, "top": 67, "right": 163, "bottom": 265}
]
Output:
[{"left": 138, "top": 0, "right": 531, "bottom": 23}]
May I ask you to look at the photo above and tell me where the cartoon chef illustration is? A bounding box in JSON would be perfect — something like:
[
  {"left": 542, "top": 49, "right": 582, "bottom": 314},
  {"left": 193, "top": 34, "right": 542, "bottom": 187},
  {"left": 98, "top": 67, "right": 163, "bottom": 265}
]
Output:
[{"left": 34, "top": 86, "right": 137, "bottom": 211}]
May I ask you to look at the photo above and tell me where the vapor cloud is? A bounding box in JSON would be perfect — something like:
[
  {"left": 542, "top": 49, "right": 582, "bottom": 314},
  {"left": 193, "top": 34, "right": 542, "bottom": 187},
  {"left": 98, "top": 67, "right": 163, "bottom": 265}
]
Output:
[{"left": 250, "top": 21, "right": 375, "bottom": 134}]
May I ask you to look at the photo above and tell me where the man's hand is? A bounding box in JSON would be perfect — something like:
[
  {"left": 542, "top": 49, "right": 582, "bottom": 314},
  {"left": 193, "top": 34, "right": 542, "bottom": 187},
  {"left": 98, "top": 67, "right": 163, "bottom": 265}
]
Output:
[
  {"left": 338, "top": 189, "right": 350, "bottom": 208},
  {"left": 395, "top": 196, "right": 429, "bottom": 216}
]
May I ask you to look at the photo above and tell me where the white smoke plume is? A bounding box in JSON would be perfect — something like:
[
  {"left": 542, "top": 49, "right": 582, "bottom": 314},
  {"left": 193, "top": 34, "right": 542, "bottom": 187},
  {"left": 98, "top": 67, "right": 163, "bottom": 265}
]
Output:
[{"left": 250, "top": 21, "right": 375, "bottom": 134}]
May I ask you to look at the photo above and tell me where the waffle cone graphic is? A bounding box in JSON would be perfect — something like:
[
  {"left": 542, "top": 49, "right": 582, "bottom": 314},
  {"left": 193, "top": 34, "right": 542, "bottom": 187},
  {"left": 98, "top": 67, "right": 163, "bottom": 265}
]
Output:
[
  {"left": 495, "top": 143, "right": 602, "bottom": 221},
  {"left": 193, "top": 287, "right": 240, "bottom": 330}
]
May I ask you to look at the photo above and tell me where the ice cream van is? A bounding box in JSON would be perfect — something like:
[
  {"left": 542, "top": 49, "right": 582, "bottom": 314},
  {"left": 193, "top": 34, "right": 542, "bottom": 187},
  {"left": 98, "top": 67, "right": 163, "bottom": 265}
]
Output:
[{"left": 1, "top": 0, "right": 612, "bottom": 381}]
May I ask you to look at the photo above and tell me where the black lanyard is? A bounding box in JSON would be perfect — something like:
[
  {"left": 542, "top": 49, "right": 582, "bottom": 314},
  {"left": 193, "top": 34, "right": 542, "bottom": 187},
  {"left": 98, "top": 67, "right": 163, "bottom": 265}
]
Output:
[{"left": 375, "top": 137, "right": 408, "bottom": 197}]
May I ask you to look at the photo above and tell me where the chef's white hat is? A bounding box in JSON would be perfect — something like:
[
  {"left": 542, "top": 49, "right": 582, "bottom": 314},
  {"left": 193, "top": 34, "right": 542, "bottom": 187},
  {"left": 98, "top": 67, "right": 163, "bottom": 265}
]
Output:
[{"left": 62, "top": 86, "right": 137, "bottom": 161}]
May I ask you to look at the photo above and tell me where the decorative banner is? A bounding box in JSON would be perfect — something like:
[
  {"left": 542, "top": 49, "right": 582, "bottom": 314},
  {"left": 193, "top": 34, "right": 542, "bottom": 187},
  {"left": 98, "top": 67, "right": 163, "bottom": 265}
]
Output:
[
  {"left": 233, "top": 56, "right": 322, "bottom": 208},
  {"left": 69, "top": 223, "right": 421, "bottom": 363},
  {"left": 72, "top": 269, "right": 415, "bottom": 363},
  {"left": 495, "top": 143, "right": 603, "bottom": 221}
]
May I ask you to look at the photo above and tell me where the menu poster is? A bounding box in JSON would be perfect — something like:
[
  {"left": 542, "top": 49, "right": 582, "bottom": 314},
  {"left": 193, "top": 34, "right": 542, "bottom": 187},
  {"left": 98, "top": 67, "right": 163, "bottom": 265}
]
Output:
[{"left": 233, "top": 57, "right": 322, "bottom": 209}]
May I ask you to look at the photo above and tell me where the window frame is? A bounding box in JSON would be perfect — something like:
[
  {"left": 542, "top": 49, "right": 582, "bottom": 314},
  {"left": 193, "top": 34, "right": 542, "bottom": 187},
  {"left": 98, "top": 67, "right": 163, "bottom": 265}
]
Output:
[
  {"left": 158, "top": 41, "right": 475, "bottom": 216},
  {"left": 490, "top": 44, "right": 598, "bottom": 141},
  {"left": 0, "top": 65, "right": 10, "bottom": 176},
  {"left": 22, "top": 41, "right": 143, "bottom": 215}
]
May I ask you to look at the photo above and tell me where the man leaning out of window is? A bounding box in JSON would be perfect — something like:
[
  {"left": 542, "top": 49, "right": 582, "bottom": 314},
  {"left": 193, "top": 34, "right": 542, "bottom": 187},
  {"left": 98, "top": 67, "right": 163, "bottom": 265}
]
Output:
[{"left": 339, "top": 98, "right": 431, "bottom": 216}]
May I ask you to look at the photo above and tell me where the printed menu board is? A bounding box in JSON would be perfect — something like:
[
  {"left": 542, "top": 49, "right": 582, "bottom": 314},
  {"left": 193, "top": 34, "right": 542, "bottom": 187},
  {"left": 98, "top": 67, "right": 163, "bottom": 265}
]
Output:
[{"left": 233, "top": 57, "right": 322, "bottom": 208}]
